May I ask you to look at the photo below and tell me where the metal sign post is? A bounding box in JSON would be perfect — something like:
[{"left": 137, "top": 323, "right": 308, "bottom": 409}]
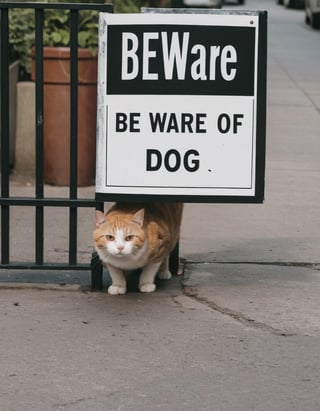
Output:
[{"left": 96, "top": 10, "right": 267, "bottom": 203}]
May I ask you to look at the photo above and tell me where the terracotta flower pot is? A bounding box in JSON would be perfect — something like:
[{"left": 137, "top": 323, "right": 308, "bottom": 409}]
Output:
[{"left": 32, "top": 47, "right": 97, "bottom": 186}]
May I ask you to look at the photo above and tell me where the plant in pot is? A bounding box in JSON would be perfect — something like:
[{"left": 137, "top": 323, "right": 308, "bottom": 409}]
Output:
[
  {"left": 0, "top": 7, "right": 30, "bottom": 168},
  {"left": 30, "top": 2, "right": 104, "bottom": 186},
  {"left": 6, "top": 0, "right": 151, "bottom": 183},
  {"left": 6, "top": 2, "right": 104, "bottom": 185}
]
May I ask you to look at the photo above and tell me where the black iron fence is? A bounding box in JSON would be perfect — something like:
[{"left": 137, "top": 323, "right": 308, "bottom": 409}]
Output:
[{"left": 0, "top": 2, "right": 113, "bottom": 290}]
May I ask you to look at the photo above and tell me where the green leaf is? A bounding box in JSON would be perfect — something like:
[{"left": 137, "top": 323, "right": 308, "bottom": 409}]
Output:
[
  {"left": 61, "top": 30, "right": 70, "bottom": 46},
  {"left": 51, "top": 32, "right": 62, "bottom": 44},
  {"left": 78, "top": 31, "right": 90, "bottom": 49}
]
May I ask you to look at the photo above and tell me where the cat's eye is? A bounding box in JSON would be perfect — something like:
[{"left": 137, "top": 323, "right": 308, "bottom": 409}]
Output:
[
  {"left": 125, "top": 235, "right": 134, "bottom": 241},
  {"left": 106, "top": 235, "right": 115, "bottom": 241}
]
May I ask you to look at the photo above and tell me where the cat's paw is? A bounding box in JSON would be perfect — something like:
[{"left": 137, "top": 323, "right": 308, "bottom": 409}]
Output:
[
  {"left": 139, "top": 283, "right": 156, "bottom": 293},
  {"left": 108, "top": 285, "right": 127, "bottom": 295},
  {"left": 157, "top": 270, "right": 172, "bottom": 280}
]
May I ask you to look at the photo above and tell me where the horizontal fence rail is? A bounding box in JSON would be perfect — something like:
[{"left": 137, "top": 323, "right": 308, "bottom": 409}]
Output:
[{"left": 0, "top": 2, "right": 113, "bottom": 290}]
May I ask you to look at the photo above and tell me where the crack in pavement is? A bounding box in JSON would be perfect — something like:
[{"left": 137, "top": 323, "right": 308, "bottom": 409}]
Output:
[
  {"left": 185, "top": 260, "right": 320, "bottom": 271},
  {"left": 179, "top": 259, "right": 317, "bottom": 336},
  {"left": 180, "top": 285, "right": 295, "bottom": 338}
]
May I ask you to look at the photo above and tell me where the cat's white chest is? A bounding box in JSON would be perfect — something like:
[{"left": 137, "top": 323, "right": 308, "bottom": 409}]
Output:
[{"left": 105, "top": 253, "right": 147, "bottom": 270}]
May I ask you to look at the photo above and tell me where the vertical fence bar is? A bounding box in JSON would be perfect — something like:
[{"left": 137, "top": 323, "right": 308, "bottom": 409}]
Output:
[
  {"left": 1, "top": 7, "right": 10, "bottom": 264},
  {"left": 35, "top": 8, "right": 44, "bottom": 265},
  {"left": 69, "top": 9, "right": 78, "bottom": 265},
  {"left": 91, "top": 202, "right": 104, "bottom": 291}
]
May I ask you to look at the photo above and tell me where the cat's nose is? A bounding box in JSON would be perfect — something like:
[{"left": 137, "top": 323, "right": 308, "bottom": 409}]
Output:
[{"left": 117, "top": 245, "right": 124, "bottom": 252}]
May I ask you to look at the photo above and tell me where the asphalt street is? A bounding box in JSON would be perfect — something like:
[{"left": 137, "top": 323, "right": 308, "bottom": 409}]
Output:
[{"left": 1, "top": 0, "right": 320, "bottom": 410}]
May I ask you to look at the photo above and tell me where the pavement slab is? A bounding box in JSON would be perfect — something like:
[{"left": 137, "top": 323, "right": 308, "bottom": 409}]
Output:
[
  {"left": 1, "top": 281, "right": 320, "bottom": 411},
  {"left": 182, "top": 262, "right": 320, "bottom": 337}
]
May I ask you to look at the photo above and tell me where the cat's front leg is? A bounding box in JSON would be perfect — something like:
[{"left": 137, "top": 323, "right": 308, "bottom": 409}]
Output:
[
  {"left": 106, "top": 264, "right": 126, "bottom": 295},
  {"left": 139, "top": 262, "right": 162, "bottom": 293},
  {"left": 157, "top": 256, "right": 172, "bottom": 280}
]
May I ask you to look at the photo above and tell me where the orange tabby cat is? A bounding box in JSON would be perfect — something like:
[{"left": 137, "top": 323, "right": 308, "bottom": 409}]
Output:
[{"left": 94, "top": 202, "right": 183, "bottom": 295}]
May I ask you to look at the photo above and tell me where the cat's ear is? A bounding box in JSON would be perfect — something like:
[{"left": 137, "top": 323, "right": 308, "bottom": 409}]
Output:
[
  {"left": 95, "top": 210, "right": 107, "bottom": 228},
  {"left": 133, "top": 209, "right": 144, "bottom": 226}
]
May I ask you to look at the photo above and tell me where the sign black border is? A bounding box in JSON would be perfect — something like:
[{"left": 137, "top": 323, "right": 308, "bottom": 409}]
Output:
[{"left": 96, "top": 9, "right": 267, "bottom": 204}]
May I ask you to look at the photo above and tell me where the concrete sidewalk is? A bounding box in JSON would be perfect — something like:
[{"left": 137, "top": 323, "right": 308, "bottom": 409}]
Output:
[
  {"left": 1, "top": 263, "right": 320, "bottom": 411},
  {"left": 1, "top": 0, "right": 320, "bottom": 410}
]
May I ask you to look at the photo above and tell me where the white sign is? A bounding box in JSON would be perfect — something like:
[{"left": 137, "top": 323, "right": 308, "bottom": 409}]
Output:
[{"left": 95, "top": 12, "right": 267, "bottom": 202}]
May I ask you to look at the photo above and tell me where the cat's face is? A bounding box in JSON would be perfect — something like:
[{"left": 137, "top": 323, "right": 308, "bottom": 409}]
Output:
[{"left": 94, "top": 209, "right": 146, "bottom": 260}]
